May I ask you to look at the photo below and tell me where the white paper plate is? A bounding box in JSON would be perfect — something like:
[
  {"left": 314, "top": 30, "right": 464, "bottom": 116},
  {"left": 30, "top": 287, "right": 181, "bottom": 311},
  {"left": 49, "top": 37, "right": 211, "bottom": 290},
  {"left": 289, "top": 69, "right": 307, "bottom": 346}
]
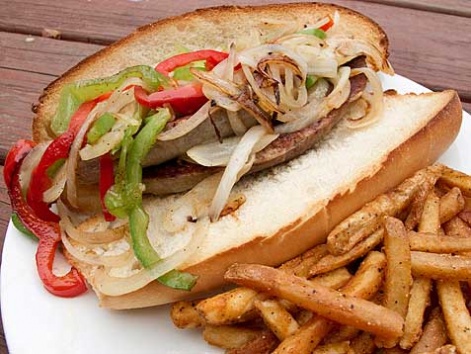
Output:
[{"left": 1, "top": 74, "right": 470, "bottom": 354}]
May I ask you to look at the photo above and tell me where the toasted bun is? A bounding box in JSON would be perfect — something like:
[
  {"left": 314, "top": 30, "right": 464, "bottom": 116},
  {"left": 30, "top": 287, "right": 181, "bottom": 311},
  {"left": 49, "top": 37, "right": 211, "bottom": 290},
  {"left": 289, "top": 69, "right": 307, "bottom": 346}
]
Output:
[
  {"left": 67, "top": 89, "right": 462, "bottom": 309},
  {"left": 33, "top": 2, "right": 389, "bottom": 141}
]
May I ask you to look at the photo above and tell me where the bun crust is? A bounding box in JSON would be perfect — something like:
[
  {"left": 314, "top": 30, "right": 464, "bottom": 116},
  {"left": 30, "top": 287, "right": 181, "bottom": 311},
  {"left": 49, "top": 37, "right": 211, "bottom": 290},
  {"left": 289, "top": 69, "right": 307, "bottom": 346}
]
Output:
[
  {"left": 67, "top": 90, "right": 462, "bottom": 309},
  {"left": 33, "top": 3, "right": 388, "bottom": 141}
]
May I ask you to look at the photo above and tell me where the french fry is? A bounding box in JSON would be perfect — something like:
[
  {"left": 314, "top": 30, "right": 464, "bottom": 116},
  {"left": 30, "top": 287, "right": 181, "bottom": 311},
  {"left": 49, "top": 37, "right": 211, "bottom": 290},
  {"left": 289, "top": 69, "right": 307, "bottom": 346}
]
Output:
[
  {"left": 443, "top": 216, "right": 471, "bottom": 238},
  {"left": 310, "top": 228, "right": 384, "bottom": 277},
  {"left": 410, "top": 307, "right": 447, "bottom": 354},
  {"left": 438, "top": 166, "right": 471, "bottom": 197},
  {"left": 310, "top": 267, "right": 352, "bottom": 290},
  {"left": 458, "top": 210, "right": 471, "bottom": 225},
  {"left": 327, "top": 165, "right": 441, "bottom": 255},
  {"left": 226, "top": 330, "right": 279, "bottom": 354},
  {"left": 350, "top": 332, "right": 376, "bottom": 354},
  {"left": 431, "top": 345, "right": 458, "bottom": 354},
  {"left": 439, "top": 187, "right": 465, "bottom": 224},
  {"left": 419, "top": 191, "right": 440, "bottom": 233},
  {"left": 202, "top": 324, "right": 266, "bottom": 349},
  {"left": 279, "top": 244, "right": 329, "bottom": 277},
  {"left": 409, "top": 231, "right": 471, "bottom": 253},
  {"left": 225, "top": 263, "right": 403, "bottom": 340},
  {"left": 437, "top": 280, "right": 471, "bottom": 354},
  {"left": 311, "top": 341, "right": 352, "bottom": 354},
  {"left": 411, "top": 252, "right": 471, "bottom": 280},
  {"left": 196, "top": 287, "right": 260, "bottom": 325},
  {"left": 382, "top": 346, "right": 408, "bottom": 354},
  {"left": 254, "top": 298, "right": 299, "bottom": 340},
  {"left": 323, "top": 324, "right": 360, "bottom": 344},
  {"left": 405, "top": 180, "right": 435, "bottom": 230},
  {"left": 399, "top": 277, "right": 433, "bottom": 349},
  {"left": 170, "top": 300, "right": 203, "bottom": 329}
]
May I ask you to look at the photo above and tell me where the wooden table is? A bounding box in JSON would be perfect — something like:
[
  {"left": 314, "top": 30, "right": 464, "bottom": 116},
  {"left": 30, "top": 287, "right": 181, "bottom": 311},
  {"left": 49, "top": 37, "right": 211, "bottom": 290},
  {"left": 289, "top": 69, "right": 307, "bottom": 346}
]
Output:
[{"left": 0, "top": 0, "right": 469, "bottom": 352}]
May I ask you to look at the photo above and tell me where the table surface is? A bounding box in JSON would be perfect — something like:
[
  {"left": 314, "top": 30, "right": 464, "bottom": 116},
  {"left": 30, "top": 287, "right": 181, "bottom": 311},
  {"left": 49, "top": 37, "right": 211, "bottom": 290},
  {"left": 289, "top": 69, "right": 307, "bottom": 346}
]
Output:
[{"left": 0, "top": 0, "right": 470, "bottom": 352}]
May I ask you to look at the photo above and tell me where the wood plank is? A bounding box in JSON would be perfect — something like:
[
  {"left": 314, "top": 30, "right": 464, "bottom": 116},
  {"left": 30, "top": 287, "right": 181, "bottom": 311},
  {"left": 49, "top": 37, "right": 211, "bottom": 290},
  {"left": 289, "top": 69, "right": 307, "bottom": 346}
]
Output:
[
  {"left": 364, "top": 0, "right": 471, "bottom": 17},
  {"left": 0, "top": 165, "right": 10, "bottom": 354},
  {"left": 0, "top": 0, "right": 469, "bottom": 100}
]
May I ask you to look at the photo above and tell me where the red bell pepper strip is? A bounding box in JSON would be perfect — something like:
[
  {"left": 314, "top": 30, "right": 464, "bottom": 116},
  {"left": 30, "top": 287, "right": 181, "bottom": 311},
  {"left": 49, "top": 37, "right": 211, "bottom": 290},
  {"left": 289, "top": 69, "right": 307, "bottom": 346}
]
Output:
[
  {"left": 155, "top": 49, "right": 229, "bottom": 76},
  {"left": 4, "top": 139, "right": 36, "bottom": 188},
  {"left": 99, "top": 153, "right": 116, "bottom": 222},
  {"left": 134, "top": 83, "right": 208, "bottom": 116},
  {"left": 319, "top": 16, "right": 334, "bottom": 31},
  {"left": 6, "top": 140, "right": 87, "bottom": 297},
  {"left": 27, "top": 100, "right": 98, "bottom": 222}
]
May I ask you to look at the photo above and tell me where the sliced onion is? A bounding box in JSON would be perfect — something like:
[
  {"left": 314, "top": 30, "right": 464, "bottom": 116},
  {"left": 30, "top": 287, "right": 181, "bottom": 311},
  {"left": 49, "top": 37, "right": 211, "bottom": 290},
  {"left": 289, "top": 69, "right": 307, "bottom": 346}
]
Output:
[
  {"left": 157, "top": 101, "right": 211, "bottom": 141},
  {"left": 345, "top": 67, "right": 384, "bottom": 129},
  {"left": 227, "top": 110, "right": 248, "bottom": 136},
  {"left": 43, "top": 161, "right": 67, "bottom": 203},
  {"left": 187, "top": 136, "right": 241, "bottom": 167},
  {"left": 61, "top": 229, "right": 132, "bottom": 267},
  {"left": 19, "top": 141, "right": 50, "bottom": 194},
  {"left": 93, "top": 217, "right": 210, "bottom": 296},
  {"left": 209, "top": 125, "right": 268, "bottom": 221}
]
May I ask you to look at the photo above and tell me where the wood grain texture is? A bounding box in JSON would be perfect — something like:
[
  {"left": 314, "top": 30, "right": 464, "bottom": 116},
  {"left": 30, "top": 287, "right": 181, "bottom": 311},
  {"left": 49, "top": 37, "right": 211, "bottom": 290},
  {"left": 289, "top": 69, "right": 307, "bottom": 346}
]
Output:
[
  {"left": 0, "top": 166, "right": 9, "bottom": 354},
  {"left": 365, "top": 0, "right": 471, "bottom": 17}
]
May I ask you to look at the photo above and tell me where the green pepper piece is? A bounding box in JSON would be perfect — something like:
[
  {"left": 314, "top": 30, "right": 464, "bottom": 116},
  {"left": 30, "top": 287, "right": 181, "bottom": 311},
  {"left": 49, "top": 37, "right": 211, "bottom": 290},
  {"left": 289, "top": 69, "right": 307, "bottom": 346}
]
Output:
[
  {"left": 46, "top": 158, "right": 66, "bottom": 179},
  {"left": 305, "top": 75, "right": 318, "bottom": 90},
  {"left": 12, "top": 213, "right": 37, "bottom": 240},
  {"left": 87, "top": 113, "right": 116, "bottom": 144},
  {"left": 51, "top": 65, "right": 168, "bottom": 136},
  {"left": 172, "top": 60, "right": 206, "bottom": 81},
  {"left": 158, "top": 270, "right": 198, "bottom": 291},
  {"left": 299, "top": 28, "right": 327, "bottom": 40}
]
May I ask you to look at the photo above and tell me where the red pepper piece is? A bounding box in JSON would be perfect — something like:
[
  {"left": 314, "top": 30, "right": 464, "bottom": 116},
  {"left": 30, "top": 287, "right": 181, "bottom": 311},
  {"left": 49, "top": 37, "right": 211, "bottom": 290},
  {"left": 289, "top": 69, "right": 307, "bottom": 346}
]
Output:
[
  {"left": 155, "top": 49, "right": 229, "bottom": 76},
  {"left": 27, "top": 100, "right": 98, "bottom": 222},
  {"left": 4, "top": 139, "right": 36, "bottom": 187},
  {"left": 6, "top": 140, "right": 87, "bottom": 297},
  {"left": 99, "top": 153, "right": 116, "bottom": 222},
  {"left": 319, "top": 16, "right": 334, "bottom": 31},
  {"left": 134, "top": 83, "right": 208, "bottom": 116}
]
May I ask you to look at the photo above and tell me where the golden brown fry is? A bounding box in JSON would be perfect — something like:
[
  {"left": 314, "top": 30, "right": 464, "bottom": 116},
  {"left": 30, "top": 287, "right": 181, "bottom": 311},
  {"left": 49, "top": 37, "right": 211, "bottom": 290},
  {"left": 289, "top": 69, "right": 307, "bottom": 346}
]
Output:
[
  {"left": 459, "top": 209, "right": 471, "bottom": 225},
  {"left": 170, "top": 300, "right": 203, "bottom": 329},
  {"left": 225, "top": 263, "right": 403, "bottom": 340},
  {"left": 399, "top": 277, "right": 433, "bottom": 349},
  {"left": 196, "top": 287, "right": 260, "bottom": 325},
  {"left": 419, "top": 191, "right": 440, "bottom": 233},
  {"left": 226, "top": 330, "right": 279, "bottom": 354},
  {"left": 438, "top": 166, "right": 471, "bottom": 197},
  {"left": 444, "top": 216, "right": 471, "bottom": 238},
  {"left": 429, "top": 344, "right": 458, "bottom": 354},
  {"left": 409, "top": 231, "right": 471, "bottom": 253},
  {"left": 279, "top": 244, "right": 329, "bottom": 277},
  {"left": 405, "top": 180, "right": 435, "bottom": 231},
  {"left": 254, "top": 298, "right": 299, "bottom": 340},
  {"left": 382, "top": 346, "right": 408, "bottom": 353},
  {"left": 411, "top": 252, "right": 471, "bottom": 280},
  {"left": 310, "top": 228, "right": 384, "bottom": 277},
  {"left": 437, "top": 280, "right": 471, "bottom": 354},
  {"left": 310, "top": 267, "right": 352, "bottom": 290},
  {"left": 323, "top": 324, "right": 360, "bottom": 344},
  {"left": 351, "top": 332, "right": 376, "bottom": 354},
  {"left": 383, "top": 217, "right": 412, "bottom": 319},
  {"left": 439, "top": 187, "right": 465, "bottom": 224},
  {"left": 311, "top": 341, "right": 352, "bottom": 354},
  {"left": 327, "top": 165, "right": 441, "bottom": 255},
  {"left": 202, "top": 324, "right": 265, "bottom": 349},
  {"left": 410, "top": 308, "right": 448, "bottom": 354}
]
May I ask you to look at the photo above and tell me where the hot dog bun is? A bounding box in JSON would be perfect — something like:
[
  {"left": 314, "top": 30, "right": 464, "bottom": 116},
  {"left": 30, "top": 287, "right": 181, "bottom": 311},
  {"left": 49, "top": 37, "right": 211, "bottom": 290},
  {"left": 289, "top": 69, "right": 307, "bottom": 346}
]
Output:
[
  {"left": 32, "top": 3, "right": 389, "bottom": 142},
  {"left": 67, "top": 89, "right": 462, "bottom": 309}
]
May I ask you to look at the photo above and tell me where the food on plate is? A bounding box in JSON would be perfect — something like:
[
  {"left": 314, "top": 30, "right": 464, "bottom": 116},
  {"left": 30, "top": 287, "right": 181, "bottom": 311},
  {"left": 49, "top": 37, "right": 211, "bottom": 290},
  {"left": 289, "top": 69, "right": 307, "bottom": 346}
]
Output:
[
  {"left": 3, "top": 3, "right": 463, "bottom": 308},
  {"left": 172, "top": 165, "right": 471, "bottom": 353}
]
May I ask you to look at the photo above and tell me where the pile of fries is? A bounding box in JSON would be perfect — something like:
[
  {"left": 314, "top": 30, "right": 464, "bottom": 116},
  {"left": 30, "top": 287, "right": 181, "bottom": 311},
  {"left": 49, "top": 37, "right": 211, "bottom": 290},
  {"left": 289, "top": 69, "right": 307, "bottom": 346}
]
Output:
[{"left": 170, "top": 164, "right": 471, "bottom": 354}]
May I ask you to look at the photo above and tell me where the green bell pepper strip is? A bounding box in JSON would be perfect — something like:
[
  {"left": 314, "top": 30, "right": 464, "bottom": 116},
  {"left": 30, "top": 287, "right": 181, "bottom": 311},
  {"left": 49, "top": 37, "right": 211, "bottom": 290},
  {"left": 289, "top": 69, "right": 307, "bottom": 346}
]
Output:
[
  {"left": 87, "top": 113, "right": 116, "bottom": 144},
  {"left": 305, "top": 75, "right": 318, "bottom": 90},
  {"left": 158, "top": 269, "right": 198, "bottom": 291},
  {"left": 299, "top": 28, "right": 327, "bottom": 40},
  {"left": 12, "top": 213, "right": 37, "bottom": 240},
  {"left": 51, "top": 65, "right": 168, "bottom": 136}
]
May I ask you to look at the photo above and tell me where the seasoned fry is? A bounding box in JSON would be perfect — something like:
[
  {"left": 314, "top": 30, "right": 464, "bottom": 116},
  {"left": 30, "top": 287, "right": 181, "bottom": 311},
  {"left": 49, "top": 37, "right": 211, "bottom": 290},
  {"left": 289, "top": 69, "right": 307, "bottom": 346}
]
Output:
[
  {"left": 351, "top": 332, "right": 376, "bottom": 354},
  {"left": 399, "top": 277, "right": 433, "bottom": 349},
  {"left": 226, "top": 330, "right": 279, "bottom": 354},
  {"left": 254, "top": 298, "right": 299, "bottom": 340},
  {"left": 438, "top": 166, "right": 471, "bottom": 197},
  {"left": 279, "top": 244, "right": 329, "bottom": 277},
  {"left": 410, "top": 308, "right": 447, "bottom": 354},
  {"left": 310, "top": 228, "right": 384, "bottom": 277},
  {"left": 409, "top": 231, "right": 471, "bottom": 253},
  {"left": 311, "top": 341, "right": 352, "bottom": 353},
  {"left": 419, "top": 191, "right": 440, "bottom": 233},
  {"left": 459, "top": 209, "right": 471, "bottom": 225},
  {"left": 383, "top": 217, "right": 412, "bottom": 318},
  {"left": 382, "top": 347, "right": 408, "bottom": 353},
  {"left": 309, "top": 267, "right": 352, "bottom": 290},
  {"left": 405, "top": 180, "right": 435, "bottom": 230},
  {"left": 170, "top": 300, "right": 203, "bottom": 329},
  {"left": 196, "top": 287, "right": 260, "bottom": 325},
  {"left": 411, "top": 252, "right": 471, "bottom": 280},
  {"left": 439, "top": 187, "right": 465, "bottom": 224},
  {"left": 327, "top": 165, "right": 441, "bottom": 255},
  {"left": 323, "top": 324, "right": 360, "bottom": 344},
  {"left": 443, "top": 216, "right": 471, "bottom": 238},
  {"left": 437, "top": 280, "right": 471, "bottom": 354},
  {"left": 225, "top": 263, "right": 403, "bottom": 340},
  {"left": 202, "top": 324, "right": 265, "bottom": 349}
]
